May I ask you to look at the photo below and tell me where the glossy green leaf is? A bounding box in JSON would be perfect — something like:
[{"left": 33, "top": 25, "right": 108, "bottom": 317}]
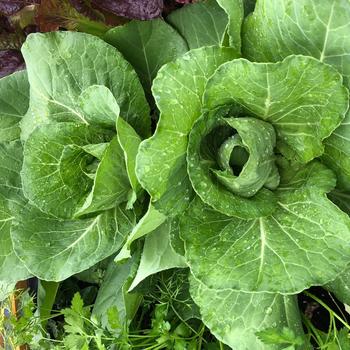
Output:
[
  {"left": 105, "top": 19, "right": 188, "bottom": 98},
  {"left": 115, "top": 204, "right": 166, "bottom": 263},
  {"left": 168, "top": 0, "right": 243, "bottom": 52},
  {"left": 328, "top": 189, "right": 350, "bottom": 215},
  {"left": 187, "top": 114, "right": 277, "bottom": 218},
  {"left": 0, "top": 194, "right": 31, "bottom": 289},
  {"left": 21, "top": 123, "right": 113, "bottom": 219},
  {"left": 167, "top": 0, "right": 229, "bottom": 49},
  {"left": 243, "top": 0, "right": 350, "bottom": 77},
  {"left": 93, "top": 253, "right": 141, "bottom": 329},
  {"left": 0, "top": 142, "right": 31, "bottom": 291},
  {"left": 190, "top": 277, "right": 305, "bottom": 350},
  {"left": 278, "top": 160, "right": 336, "bottom": 194},
  {"left": 181, "top": 166, "right": 350, "bottom": 293},
  {"left": 326, "top": 268, "right": 350, "bottom": 306},
  {"left": 243, "top": 0, "right": 350, "bottom": 189},
  {"left": 136, "top": 46, "right": 238, "bottom": 214},
  {"left": 21, "top": 31, "right": 150, "bottom": 139},
  {"left": 75, "top": 135, "right": 131, "bottom": 217},
  {"left": 216, "top": 0, "right": 244, "bottom": 53},
  {"left": 11, "top": 204, "right": 136, "bottom": 281},
  {"left": 116, "top": 116, "right": 142, "bottom": 206},
  {"left": 323, "top": 112, "right": 350, "bottom": 190},
  {"left": 129, "top": 221, "right": 187, "bottom": 291},
  {"left": 204, "top": 55, "right": 348, "bottom": 163},
  {"left": 0, "top": 71, "right": 31, "bottom": 294},
  {"left": 78, "top": 85, "right": 120, "bottom": 129},
  {"left": 0, "top": 71, "right": 29, "bottom": 142}
]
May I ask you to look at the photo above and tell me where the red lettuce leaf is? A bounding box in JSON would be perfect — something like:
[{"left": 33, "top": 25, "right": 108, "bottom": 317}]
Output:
[
  {"left": 91, "top": 0, "right": 163, "bottom": 20},
  {"left": 0, "top": 49, "right": 25, "bottom": 78},
  {"left": 0, "top": 0, "right": 39, "bottom": 16}
]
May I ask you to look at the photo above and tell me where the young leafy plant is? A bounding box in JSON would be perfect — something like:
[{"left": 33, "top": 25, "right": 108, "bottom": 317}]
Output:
[
  {"left": 124, "top": 0, "right": 350, "bottom": 348},
  {"left": 2, "top": 0, "right": 350, "bottom": 349},
  {"left": 0, "top": 31, "right": 153, "bottom": 287}
]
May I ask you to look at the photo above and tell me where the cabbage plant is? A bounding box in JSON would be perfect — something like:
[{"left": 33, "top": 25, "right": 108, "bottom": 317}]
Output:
[
  {"left": 1, "top": 0, "right": 350, "bottom": 348},
  {"left": 0, "top": 31, "right": 151, "bottom": 288},
  {"left": 133, "top": 0, "right": 350, "bottom": 348}
]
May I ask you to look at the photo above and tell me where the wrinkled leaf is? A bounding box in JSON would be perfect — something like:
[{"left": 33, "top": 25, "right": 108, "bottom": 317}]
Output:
[
  {"left": 136, "top": 46, "right": 237, "bottom": 215},
  {"left": 181, "top": 164, "right": 350, "bottom": 293},
  {"left": 21, "top": 123, "right": 113, "bottom": 218},
  {"left": 75, "top": 135, "right": 131, "bottom": 217},
  {"left": 190, "top": 276, "right": 306, "bottom": 350},
  {"left": 204, "top": 55, "right": 348, "bottom": 163},
  {"left": 11, "top": 204, "right": 136, "bottom": 281},
  {"left": 91, "top": 0, "right": 163, "bottom": 20},
  {"left": 216, "top": 0, "right": 244, "bottom": 53},
  {"left": 0, "top": 73, "right": 31, "bottom": 293},
  {"left": 20, "top": 31, "right": 150, "bottom": 139},
  {"left": 187, "top": 114, "right": 277, "bottom": 218},
  {"left": 0, "top": 192, "right": 30, "bottom": 290},
  {"left": 243, "top": 0, "right": 350, "bottom": 190}
]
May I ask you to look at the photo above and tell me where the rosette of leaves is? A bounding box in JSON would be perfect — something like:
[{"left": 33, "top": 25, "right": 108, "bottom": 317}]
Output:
[
  {"left": 0, "top": 30, "right": 152, "bottom": 288},
  {"left": 133, "top": 1, "right": 350, "bottom": 347}
]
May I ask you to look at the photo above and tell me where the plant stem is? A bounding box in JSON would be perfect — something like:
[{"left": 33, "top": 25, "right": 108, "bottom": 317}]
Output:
[
  {"left": 38, "top": 280, "right": 60, "bottom": 330},
  {"left": 303, "top": 291, "right": 350, "bottom": 331}
]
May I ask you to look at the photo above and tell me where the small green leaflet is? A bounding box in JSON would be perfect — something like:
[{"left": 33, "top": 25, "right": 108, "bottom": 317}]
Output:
[{"left": 256, "top": 327, "right": 305, "bottom": 347}]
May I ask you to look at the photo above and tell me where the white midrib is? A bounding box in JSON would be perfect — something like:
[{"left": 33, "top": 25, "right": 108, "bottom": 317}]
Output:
[
  {"left": 264, "top": 68, "right": 271, "bottom": 117},
  {"left": 319, "top": 2, "right": 335, "bottom": 62},
  {"left": 0, "top": 216, "right": 14, "bottom": 222},
  {"left": 257, "top": 218, "right": 267, "bottom": 286},
  {"left": 34, "top": 87, "right": 89, "bottom": 125},
  {"left": 45, "top": 216, "right": 100, "bottom": 261}
]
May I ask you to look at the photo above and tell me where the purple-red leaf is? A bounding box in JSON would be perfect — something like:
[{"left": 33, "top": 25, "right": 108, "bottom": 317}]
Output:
[
  {"left": 69, "top": 0, "right": 105, "bottom": 21},
  {"left": 0, "top": 49, "right": 24, "bottom": 78},
  {"left": 91, "top": 0, "right": 163, "bottom": 20},
  {"left": 0, "top": 0, "right": 39, "bottom": 16}
]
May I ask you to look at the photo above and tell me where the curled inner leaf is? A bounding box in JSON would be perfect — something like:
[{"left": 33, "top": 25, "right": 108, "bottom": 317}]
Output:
[
  {"left": 187, "top": 112, "right": 277, "bottom": 219},
  {"left": 212, "top": 117, "right": 279, "bottom": 198}
]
